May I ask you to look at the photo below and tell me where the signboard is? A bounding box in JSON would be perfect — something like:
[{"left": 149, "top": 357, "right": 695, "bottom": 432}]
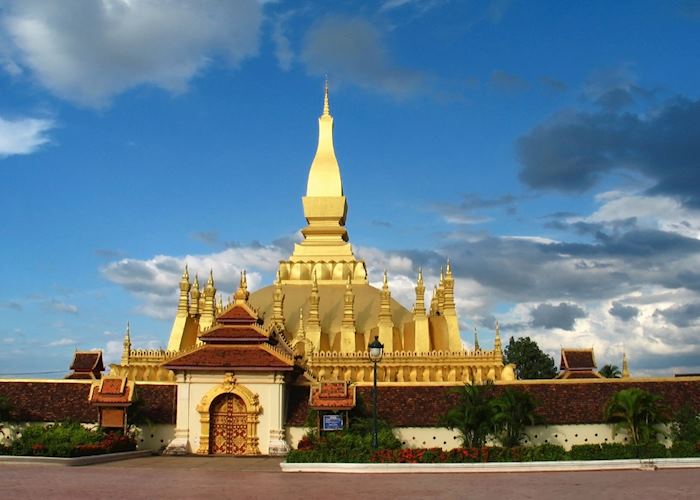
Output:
[{"left": 322, "top": 414, "right": 344, "bottom": 431}]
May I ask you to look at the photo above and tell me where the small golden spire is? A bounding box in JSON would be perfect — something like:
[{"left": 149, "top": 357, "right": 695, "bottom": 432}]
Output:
[
  {"left": 474, "top": 327, "right": 480, "bottom": 351},
  {"left": 417, "top": 267, "right": 424, "bottom": 285},
  {"left": 446, "top": 258, "right": 452, "bottom": 276},
  {"left": 121, "top": 321, "right": 131, "bottom": 366},
  {"left": 494, "top": 320, "right": 502, "bottom": 352},
  {"left": 207, "top": 269, "right": 215, "bottom": 288},
  {"left": 323, "top": 75, "right": 330, "bottom": 116},
  {"left": 241, "top": 270, "right": 248, "bottom": 291},
  {"left": 297, "top": 308, "right": 305, "bottom": 338},
  {"left": 183, "top": 264, "right": 189, "bottom": 280},
  {"left": 383, "top": 269, "right": 389, "bottom": 289},
  {"left": 622, "top": 352, "right": 630, "bottom": 378}
]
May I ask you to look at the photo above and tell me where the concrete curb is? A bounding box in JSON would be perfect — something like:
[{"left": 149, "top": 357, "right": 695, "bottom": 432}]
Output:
[
  {"left": 281, "top": 457, "right": 700, "bottom": 473},
  {"left": 0, "top": 450, "right": 153, "bottom": 466}
]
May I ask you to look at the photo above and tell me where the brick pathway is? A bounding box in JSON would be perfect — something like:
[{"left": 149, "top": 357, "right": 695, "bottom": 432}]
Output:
[{"left": 1, "top": 457, "right": 699, "bottom": 499}]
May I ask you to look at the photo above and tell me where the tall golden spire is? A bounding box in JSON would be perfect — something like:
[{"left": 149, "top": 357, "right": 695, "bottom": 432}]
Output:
[
  {"left": 339, "top": 274, "right": 356, "bottom": 352},
  {"left": 473, "top": 327, "right": 480, "bottom": 351},
  {"left": 494, "top": 320, "right": 502, "bottom": 353},
  {"left": 306, "top": 272, "right": 321, "bottom": 352},
  {"left": 283, "top": 81, "right": 367, "bottom": 285},
  {"left": 121, "top": 322, "right": 131, "bottom": 365},
  {"left": 307, "top": 78, "right": 341, "bottom": 197},
  {"left": 189, "top": 274, "right": 200, "bottom": 317},
  {"left": 176, "top": 265, "right": 190, "bottom": 316},
  {"left": 378, "top": 270, "right": 394, "bottom": 351},
  {"left": 271, "top": 270, "right": 285, "bottom": 329},
  {"left": 413, "top": 268, "right": 430, "bottom": 352}
]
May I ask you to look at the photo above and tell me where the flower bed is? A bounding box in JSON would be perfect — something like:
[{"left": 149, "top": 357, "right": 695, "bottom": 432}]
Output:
[
  {"left": 286, "top": 442, "right": 700, "bottom": 464},
  {"left": 0, "top": 421, "right": 136, "bottom": 458}
]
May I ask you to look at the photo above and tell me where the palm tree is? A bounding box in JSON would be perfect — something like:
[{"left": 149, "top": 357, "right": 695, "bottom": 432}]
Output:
[
  {"left": 441, "top": 383, "right": 494, "bottom": 448},
  {"left": 604, "top": 388, "right": 669, "bottom": 445},
  {"left": 599, "top": 364, "right": 622, "bottom": 378},
  {"left": 490, "top": 388, "right": 541, "bottom": 448}
]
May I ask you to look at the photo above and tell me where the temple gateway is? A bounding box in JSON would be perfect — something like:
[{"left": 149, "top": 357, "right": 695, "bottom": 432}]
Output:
[{"left": 111, "top": 85, "right": 512, "bottom": 455}]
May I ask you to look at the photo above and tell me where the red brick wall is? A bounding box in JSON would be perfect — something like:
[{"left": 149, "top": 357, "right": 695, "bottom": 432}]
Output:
[
  {"left": 286, "top": 379, "right": 700, "bottom": 427},
  {"left": 0, "top": 381, "right": 177, "bottom": 425}
]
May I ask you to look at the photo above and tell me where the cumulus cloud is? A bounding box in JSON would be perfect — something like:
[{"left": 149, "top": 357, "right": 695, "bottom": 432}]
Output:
[
  {"left": 530, "top": 302, "right": 587, "bottom": 330},
  {"left": 1, "top": 0, "right": 262, "bottom": 106},
  {"left": 609, "top": 301, "right": 639, "bottom": 321},
  {"left": 0, "top": 115, "right": 54, "bottom": 158},
  {"left": 654, "top": 302, "right": 700, "bottom": 328},
  {"left": 300, "top": 16, "right": 425, "bottom": 98},
  {"left": 517, "top": 96, "right": 700, "bottom": 207},
  {"left": 101, "top": 244, "right": 287, "bottom": 319}
]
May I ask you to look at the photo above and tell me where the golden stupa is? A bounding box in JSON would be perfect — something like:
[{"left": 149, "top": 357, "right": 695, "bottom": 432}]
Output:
[{"left": 112, "top": 83, "right": 511, "bottom": 385}]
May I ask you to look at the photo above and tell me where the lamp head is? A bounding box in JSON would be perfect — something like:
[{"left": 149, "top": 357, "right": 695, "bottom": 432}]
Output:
[{"left": 368, "top": 335, "right": 384, "bottom": 363}]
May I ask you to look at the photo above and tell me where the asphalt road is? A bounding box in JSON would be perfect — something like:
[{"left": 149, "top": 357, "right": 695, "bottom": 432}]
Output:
[{"left": 1, "top": 457, "right": 698, "bottom": 500}]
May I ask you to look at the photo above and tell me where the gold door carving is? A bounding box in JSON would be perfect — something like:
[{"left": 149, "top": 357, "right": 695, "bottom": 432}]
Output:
[{"left": 209, "top": 393, "right": 248, "bottom": 455}]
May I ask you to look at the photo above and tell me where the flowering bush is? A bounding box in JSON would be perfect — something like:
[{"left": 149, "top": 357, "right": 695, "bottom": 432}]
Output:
[{"left": 370, "top": 447, "right": 489, "bottom": 464}]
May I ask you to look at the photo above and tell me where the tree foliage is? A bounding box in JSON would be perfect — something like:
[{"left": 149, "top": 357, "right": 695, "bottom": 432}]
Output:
[
  {"left": 490, "top": 388, "right": 541, "bottom": 448},
  {"left": 604, "top": 388, "right": 669, "bottom": 446},
  {"left": 671, "top": 405, "right": 700, "bottom": 445},
  {"left": 441, "top": 383, "right": 495, "bottom": 448},
  {"left": 503, "top": 337, "right": 557, "bottom": 379},
  {"left": 599, "top": 364, "right": 622, "bottom": 378}
]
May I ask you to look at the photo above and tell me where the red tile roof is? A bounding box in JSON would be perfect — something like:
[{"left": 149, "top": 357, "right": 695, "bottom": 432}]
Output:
[
  {"left": 89, "top": 377, "right": 134, "bottom": 405},
  {"left": 199, "top": 326, "right": 268, "bottom": 343},
  {"left": 309, "top": 382, "right": 356, "bottom": 410},
  {"left": 560, "top": 349, "right": 596, "bottom": 371},
  {"left": 163, "top": 344, "right": 293, "bottom": 371},
  {"left": 216, "top": 303, "right": 260, "bottom": 324},
  {"left": 69, "top": 351, "right": 104, "bottom": 374}
]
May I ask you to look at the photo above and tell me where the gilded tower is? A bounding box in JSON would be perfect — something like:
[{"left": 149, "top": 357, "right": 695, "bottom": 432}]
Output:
[{"left": 112, "top": 84, "right": 511, "bottom": 384}]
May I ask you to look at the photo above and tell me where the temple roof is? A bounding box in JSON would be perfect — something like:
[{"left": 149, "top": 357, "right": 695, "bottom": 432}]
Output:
[
  {"left": 66, "top": 351, "right": 104, "bottom": 380},
  {"left": 558, "top": 348, "right": 602, "bottom": 379},
  {"left": 163, "top": 344, "right": 293, "bottom": 371},
  {"left": 88, "top": 377, "right": 134, "bottom": 406}
]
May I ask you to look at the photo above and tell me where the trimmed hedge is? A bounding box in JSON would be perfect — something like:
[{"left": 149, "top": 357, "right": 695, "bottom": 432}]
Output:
[{"left": 286, "top": 442, "right": 700, "bottom": 463}]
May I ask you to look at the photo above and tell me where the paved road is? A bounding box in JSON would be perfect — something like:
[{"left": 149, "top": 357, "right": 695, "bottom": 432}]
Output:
[{"left": 1, "top": 457, "right": 699, "bottom": 499}]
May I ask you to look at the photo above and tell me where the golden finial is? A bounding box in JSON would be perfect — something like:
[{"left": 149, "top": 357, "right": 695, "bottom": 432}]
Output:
[
  {"left": 124, "top": 321, "right": 131, "bottom": 342},
  {"left": 417, "top": 267, "right": 424, "bottom": 285},
  {"left": 193, "top": 274, "right": 199, "bottom": 289},
  {"left": 446, "top": 258, "right": 452, "bottom": 276},
  {"left": 241, "top": 270, "right": 248, "bottom": 290},
  {"left": 473, "top": 327, "right": 480, "bottom": 351},
  {"left": 622, "top": 351, "right": 630, "bottom": 378},
  {"left": 383, "top": 269, "right": 388, "bottom": 287},
  {"left": 323, "top": 75, "right": 330, "bottom": 116},
  {"left": 207, "top": 269, "right": 214, "bottom": 287},
  {"left": 181, "top": 264, "right": 189, "bottom": 282}
]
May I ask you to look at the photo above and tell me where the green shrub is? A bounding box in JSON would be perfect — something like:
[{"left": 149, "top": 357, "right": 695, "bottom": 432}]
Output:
[
  {"left": 10, "top": 421, "right": 105, "bottom": 457},
  {"left": 526, "top": 443, "right": 567, "bottom": 461},
  {"left": 671, "top": 405, "right": 700, "bottom": 445},
  {"left": 569, "top": 444, "right": 603, "bottom": 460},
  {"left": 669, "top": 441, "right": 700, "bottom": 458}
]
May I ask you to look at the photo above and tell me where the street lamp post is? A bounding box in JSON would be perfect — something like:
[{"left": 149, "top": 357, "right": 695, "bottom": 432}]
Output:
[{"left": 368, "top": 335, "right": 384, "bottom": 450}]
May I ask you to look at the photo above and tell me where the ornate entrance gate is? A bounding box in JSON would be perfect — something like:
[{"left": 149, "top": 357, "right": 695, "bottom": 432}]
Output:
[{"left": 209, "top": 393, "right": 248, "bottom": 455}]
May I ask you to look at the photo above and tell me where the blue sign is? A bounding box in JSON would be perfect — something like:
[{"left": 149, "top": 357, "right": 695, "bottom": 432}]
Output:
[{"left": 322, "top": 414, "right": 344, "bottom": 431}]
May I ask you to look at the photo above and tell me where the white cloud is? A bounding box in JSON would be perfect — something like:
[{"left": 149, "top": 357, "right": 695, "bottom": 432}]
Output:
[
  {"left": 48, "top": 300, "right": 79, "bottom": 314},
  {"left": 47, "top": 337, "right": 75, "bottom": 347},
  {"left": 101, "top": 244, "right": 287, "bottom": 319},
  {"left": 579, "top": 191, "right": 700, "bottom": 239},
  {"left": 0, "top": 115, "right": 54, "bottom": 158},
  {"left": 1, "top": 0, "right": 263, "bottom": 107}
]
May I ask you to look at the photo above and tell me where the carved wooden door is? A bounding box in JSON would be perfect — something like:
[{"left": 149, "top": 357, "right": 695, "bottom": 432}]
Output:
[{"left": 209, "top": 393, "right": 247, "bottom": 455}]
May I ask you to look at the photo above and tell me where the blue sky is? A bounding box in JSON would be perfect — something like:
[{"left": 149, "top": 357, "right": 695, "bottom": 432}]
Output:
[{"left": 1, "top": 0, "right": 700, "bottom": 377}]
